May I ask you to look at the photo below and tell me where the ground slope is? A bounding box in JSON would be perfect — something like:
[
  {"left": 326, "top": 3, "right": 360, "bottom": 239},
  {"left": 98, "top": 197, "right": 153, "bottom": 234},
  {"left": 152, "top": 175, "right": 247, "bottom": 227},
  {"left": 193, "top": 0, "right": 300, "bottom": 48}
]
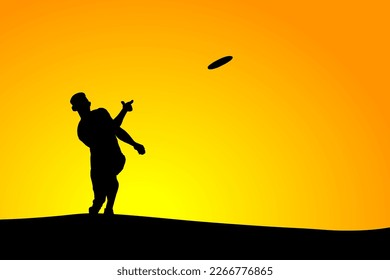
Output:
[{"left": 0, "top": 214, "right": 388, "bottom": 259}]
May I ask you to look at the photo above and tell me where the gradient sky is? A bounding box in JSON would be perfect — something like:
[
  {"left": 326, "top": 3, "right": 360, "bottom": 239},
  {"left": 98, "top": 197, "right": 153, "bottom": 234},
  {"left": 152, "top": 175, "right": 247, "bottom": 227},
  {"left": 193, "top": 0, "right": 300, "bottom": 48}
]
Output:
[{"left": 0, "top": 0, "right": 389, "bottom": 230}]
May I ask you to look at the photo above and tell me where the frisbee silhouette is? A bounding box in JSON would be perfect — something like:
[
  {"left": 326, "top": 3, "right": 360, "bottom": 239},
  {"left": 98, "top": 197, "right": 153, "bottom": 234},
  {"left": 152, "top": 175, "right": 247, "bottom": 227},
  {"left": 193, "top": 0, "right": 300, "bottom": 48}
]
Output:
[{"left": 208, "top": 56, "right": 233, "bottom": 70}]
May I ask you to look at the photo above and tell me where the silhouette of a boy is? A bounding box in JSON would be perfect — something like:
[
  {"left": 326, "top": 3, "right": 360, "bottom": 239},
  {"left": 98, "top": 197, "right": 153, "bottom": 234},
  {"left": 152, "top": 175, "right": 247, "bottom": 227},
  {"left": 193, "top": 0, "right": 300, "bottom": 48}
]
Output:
[{"left": 70, "top": 92, "right": 145, "bottom": 215}]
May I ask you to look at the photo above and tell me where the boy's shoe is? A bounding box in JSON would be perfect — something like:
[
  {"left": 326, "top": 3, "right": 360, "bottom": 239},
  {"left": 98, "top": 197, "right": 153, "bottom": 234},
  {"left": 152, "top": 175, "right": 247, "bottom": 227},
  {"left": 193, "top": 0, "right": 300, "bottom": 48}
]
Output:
[
  {"left": 104, "top": 208, "right": 114, "bottom": 215},
  {"left": 89, "top": 206, "right": 99, "bottom": 215}
]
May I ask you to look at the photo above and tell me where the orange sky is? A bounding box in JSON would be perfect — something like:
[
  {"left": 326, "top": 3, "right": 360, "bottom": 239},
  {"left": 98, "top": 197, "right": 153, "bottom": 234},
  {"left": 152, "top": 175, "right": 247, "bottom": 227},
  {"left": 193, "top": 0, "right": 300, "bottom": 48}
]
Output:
[{"left": 0, "top": 0, "right": 389, "bottom": 230}]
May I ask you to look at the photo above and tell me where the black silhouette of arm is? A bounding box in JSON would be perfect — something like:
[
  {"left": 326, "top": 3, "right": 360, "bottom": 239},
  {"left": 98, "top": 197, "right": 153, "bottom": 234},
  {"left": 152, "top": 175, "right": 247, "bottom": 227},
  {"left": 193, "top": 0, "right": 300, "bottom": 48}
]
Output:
[
  {"left": 113, "top": 108, "right": 127, "bottom": 128},
  {"left": 116, "top": 127, "right": 136, "bottom": 146},
  {"left": 116, "top": 127, "right": 146, "bottom": 155},
  {"left": 113, "top": 100, "right": 133, "bottom": 127}
]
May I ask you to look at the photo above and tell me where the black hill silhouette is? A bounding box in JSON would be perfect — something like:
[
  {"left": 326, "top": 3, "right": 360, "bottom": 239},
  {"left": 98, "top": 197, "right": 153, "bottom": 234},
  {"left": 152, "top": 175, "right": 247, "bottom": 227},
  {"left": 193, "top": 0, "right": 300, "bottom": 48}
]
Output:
[
  {"left": 70, "top": 92, "right": 145, "bottom": 215},
  {"left": 0, "top": 214, "right": 389, "bottom": 260}
]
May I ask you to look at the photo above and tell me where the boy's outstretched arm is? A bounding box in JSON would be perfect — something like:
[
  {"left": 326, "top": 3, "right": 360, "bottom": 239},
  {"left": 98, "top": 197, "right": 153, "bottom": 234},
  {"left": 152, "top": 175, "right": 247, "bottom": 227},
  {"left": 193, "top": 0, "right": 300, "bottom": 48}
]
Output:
[
  {"left": 113, "top": 100, "right": 134, "bottom": 127},
  {"left": 116, "top": 127, "right": 145, "bottom": 155}
]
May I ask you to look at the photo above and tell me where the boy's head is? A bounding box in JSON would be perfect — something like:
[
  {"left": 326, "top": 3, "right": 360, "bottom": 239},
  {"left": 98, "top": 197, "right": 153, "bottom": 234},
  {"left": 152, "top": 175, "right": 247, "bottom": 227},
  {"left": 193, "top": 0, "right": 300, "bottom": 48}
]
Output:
[{"left": 70, "top": 92, "right": 91, "bottom": 112}]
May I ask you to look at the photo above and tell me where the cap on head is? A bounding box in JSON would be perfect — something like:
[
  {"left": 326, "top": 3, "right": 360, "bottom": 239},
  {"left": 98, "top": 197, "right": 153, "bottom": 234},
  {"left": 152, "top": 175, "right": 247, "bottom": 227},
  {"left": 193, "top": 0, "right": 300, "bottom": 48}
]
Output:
[{"left": 70, "top": 92, "right": 90, "bottom": 111}]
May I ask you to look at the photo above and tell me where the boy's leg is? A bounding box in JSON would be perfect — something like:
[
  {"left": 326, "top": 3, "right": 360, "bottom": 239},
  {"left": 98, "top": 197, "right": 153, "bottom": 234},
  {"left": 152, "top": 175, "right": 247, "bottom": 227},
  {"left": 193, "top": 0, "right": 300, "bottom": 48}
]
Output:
[
  {"left": 104, "top": 155, "right": 125, "bottom": 215},
  {"left": 89, "top": 169, "right": 107, "bottom": 214},
  {"left": 104, "top": 175, "right": 119, "bottom": 215}
]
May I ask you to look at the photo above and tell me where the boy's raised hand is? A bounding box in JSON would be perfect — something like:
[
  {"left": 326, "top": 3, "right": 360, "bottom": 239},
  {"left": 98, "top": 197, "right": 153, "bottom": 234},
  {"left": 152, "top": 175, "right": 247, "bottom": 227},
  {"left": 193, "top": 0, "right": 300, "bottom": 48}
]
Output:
[{"left": 121, "top": 100, "right": 134, "bottom": 112}]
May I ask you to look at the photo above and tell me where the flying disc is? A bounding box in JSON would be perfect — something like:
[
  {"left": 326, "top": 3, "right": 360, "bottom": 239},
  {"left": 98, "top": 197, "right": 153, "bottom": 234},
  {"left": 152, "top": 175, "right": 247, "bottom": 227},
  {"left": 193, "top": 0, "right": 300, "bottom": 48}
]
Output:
[{"left": 208, "top": 56, "right": 233, "bottom": 70}]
